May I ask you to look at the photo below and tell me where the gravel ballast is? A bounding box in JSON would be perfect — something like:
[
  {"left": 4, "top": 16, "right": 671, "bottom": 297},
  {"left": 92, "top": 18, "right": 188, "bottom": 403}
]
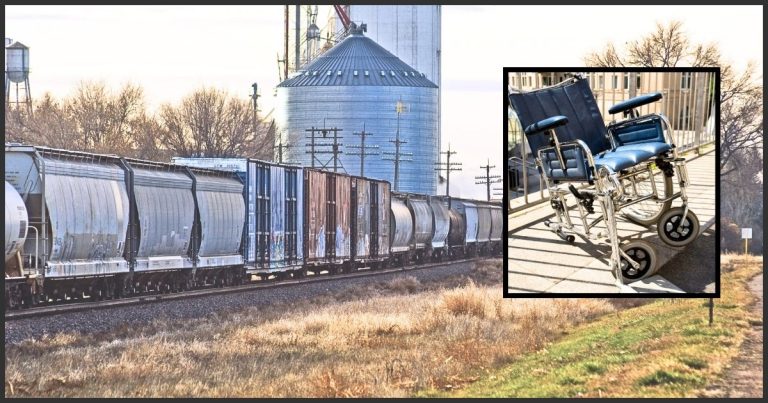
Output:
[{"left": 5, "top": 260, "right": 495, "bottom": 345}]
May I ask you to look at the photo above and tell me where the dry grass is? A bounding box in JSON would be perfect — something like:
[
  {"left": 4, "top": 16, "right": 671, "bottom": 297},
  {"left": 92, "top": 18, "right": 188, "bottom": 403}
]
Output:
[{"left": 5, "top": 260, "right": 616, "bottom": 397}]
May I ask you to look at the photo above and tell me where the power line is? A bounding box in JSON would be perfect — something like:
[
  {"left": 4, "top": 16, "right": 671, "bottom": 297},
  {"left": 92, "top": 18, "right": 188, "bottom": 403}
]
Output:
[
  {"left": 382, "top": 99, "right": 412, "bottom": 191},
  {"left": 305, "top": 125, "right": 344, "bottom": 172},
  {"left": 346, "top": 123, "right": 379, "bottom": 177},
  {"left": 435, "top": 142, "right": 462, "bottom": 197},
  {"left": 476, "top": 158, "right": 503, "bottom": 201},
  {"left": 273, "top": 137, "right": 292, "bottom": 164}
]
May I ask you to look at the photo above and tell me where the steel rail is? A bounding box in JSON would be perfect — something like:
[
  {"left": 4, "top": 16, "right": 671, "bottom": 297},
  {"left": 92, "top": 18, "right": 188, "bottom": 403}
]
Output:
[{"left": 5, "top": 256, "right": 497, "bottom": 321}]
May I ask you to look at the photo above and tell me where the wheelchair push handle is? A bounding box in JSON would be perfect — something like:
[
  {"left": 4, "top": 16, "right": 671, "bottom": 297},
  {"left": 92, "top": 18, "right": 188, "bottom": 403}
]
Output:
[
  {"left": 608, "top": 92, "right": 662, "bottom": 116},
  {"left": 524, "top": 115, "right": 569, "bottom": 136}
]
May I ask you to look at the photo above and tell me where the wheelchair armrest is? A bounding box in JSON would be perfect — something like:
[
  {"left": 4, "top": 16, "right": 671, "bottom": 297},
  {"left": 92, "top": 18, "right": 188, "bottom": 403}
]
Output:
[
  {"left": 608, "top": 93, "right": 662, "bottom": 115},
  {"left": 524, "top": 115, "right": 569, "bottom": 136}
]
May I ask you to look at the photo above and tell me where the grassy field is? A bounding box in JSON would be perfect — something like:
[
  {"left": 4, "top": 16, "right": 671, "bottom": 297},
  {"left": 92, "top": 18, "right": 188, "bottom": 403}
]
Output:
[
  {"left": 5, "top": 256, "right": 760, "bottom": 397},
  {"left": 424, "top": 254, "right": 762, "bottom": 398},
  {"left": 5, "top": 260, "right": 616, "bottom": 397}
]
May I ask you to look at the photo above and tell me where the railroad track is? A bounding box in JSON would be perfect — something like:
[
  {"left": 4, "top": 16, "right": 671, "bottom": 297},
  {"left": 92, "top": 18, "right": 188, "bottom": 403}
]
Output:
[{"left": 6, "top": 257, "right": 494, "bottom": 321}]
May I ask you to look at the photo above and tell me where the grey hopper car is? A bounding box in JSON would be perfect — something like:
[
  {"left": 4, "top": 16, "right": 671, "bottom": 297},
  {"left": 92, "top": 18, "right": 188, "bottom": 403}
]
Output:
[
  {"left": 122, "top": 159, "right": 195, "bottom": 273},
  {"left": 476, "top": 204, "right": 492, "bottom": 243},
  {"left": 446, "top": 207, "right": 467, "bottom": 250},
  {"left": 389, "top": 197, "right": 413, "bottom": 255},
  {"left": 489, "top": 204, "right": 503, "bottom": 254},
  {"left": 403, "top": 194, "right": 434, "bottom": 251},
  {"left": 4, "top": 145, "right": 131, "bottom": 279},
  {"left": 186, "top": 167, "right": 245, "bottom": 270},
  {"left": 429, "top": 196, "right": 451, "bottom": 259},
  {"left": 452, "top": 200, "right": 479, "bottom": 245}
]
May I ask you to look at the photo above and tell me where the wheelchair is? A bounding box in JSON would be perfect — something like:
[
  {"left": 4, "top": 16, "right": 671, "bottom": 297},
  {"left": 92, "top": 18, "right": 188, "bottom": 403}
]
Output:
[{"left": 508, "top": 75, "right": 700, "bottom": 286}]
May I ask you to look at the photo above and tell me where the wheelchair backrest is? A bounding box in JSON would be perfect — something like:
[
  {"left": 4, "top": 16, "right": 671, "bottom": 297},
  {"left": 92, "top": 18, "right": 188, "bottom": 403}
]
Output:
[{"left": 508, "top": 77, "right": 611, "bottom": 156}]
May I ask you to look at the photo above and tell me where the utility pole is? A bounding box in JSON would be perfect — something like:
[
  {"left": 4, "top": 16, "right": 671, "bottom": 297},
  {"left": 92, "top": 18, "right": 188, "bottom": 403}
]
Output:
[
  {"left": 435, "top": 143, "right": 462, "bottom": 197},
  {"left": 295, "top": 4, "right": 300, "bottom": 71},
  {"left": 282, "top": 5, "right": 288, "bottom": 80},
  {"left": 273, "top": 136, "right": 292, "bottom": 164},
  {"left": 250, "top": 82, "right": 260, "bottom": 133},
  {"left": 347, "top": 123, "right": 379, "bottom": 176},
  {"left": 383, "top": 99, "right": 412, "bottom": 191},
  {"left": 476, "top": 159, "right": 503, "bottom": 201},
  {"left": 305, "top": 125, "right": 344, "bottom": 172}
]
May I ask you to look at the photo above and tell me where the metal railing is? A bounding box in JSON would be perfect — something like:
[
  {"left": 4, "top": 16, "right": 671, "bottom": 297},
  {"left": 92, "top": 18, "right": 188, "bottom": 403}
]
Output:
[{"left": 508, "top": 71, "right": 716, "bottom": 212}]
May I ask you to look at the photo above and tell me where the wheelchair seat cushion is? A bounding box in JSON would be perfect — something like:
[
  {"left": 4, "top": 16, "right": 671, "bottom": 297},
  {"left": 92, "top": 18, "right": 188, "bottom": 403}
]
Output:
[{"left": 594, "top": 152, "right": 644, "bottom": 173}]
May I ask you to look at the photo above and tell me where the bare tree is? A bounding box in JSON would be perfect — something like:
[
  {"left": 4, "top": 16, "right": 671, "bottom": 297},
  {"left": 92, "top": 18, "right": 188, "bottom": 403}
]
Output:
[
  {"left": 129, "top": 112, "right": 169, "bottom": 161},
  {"left": 158, "top": 87, "right": 273, "bottom": 158},
  {"left": 585, "top": 21, "right": 720, "bottom": 68},
  {"left": 584, "top": 20, "right": 763, "bottom": 175},
  {"left": 66, "top": 81, "right": 144, "bottom": 155},
  {"left": 5, "top": 92, "right": 80, "bottom": 149}
]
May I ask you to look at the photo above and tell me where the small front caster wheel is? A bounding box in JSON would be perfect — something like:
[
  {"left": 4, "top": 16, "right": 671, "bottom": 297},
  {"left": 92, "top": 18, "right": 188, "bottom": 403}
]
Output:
[
  {"left": 619, "top": 240, "right": 657, "bottom": 282},
  {"left": 657, "top": 207, "right": 700, "bottom": 247}
]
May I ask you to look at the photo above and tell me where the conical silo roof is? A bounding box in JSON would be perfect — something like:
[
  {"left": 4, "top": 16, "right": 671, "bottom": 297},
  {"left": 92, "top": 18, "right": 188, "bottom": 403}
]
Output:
[{"left": 278, "top": 30, "right": 437, "bottom": 88}]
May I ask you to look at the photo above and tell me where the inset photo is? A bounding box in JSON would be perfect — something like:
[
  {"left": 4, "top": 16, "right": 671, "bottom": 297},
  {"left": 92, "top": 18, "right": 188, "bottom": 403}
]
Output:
[{"left": 504, "top": 68, "right": 719, "bottom": 296}]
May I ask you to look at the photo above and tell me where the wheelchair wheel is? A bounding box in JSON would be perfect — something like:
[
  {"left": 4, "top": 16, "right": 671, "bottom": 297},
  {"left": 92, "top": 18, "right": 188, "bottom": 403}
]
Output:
[
  {"left": 657, "top": 207, "right": 700, "bottom": 247},
  {"left": 619, "top": 240, "right": 657, "bottom": 282},
  {"left": 622, "top": 169, "right": 673, "bottom": 226}
]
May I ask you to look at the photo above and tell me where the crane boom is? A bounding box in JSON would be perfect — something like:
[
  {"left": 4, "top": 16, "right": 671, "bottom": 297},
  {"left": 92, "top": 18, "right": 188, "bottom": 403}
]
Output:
[{"left": 333, "top": 5, "right": 351, "bottom": 30}]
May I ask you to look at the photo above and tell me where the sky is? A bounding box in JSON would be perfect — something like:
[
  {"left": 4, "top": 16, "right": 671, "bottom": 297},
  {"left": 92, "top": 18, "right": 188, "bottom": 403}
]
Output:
[{"left": 4, "top": 5, "right": 763, "bottom": 199}]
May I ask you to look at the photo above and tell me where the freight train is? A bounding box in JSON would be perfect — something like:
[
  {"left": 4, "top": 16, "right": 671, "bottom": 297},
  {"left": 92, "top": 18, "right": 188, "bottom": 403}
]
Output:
[{"left": 4, "top": 144, "right": 502, "bottom": 309}]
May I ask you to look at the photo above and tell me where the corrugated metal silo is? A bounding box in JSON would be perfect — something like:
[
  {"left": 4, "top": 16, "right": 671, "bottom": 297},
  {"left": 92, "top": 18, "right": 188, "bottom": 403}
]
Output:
[
  {"left": 347, "top": 5, "right": 441, "bottom": 164},
  {"left": 276, "top": 27, "right": 439, "bottom": 195}
]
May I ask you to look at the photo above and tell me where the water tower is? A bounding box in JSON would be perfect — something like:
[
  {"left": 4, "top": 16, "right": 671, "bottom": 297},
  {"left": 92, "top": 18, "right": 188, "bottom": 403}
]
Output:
[{"left": 5, "top": 40, "right": 32, "bottom": 115}]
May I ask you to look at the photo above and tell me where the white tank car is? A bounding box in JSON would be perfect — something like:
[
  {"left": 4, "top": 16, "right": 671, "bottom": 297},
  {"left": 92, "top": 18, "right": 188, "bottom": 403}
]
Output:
[{"left": 5, "top": 181, "right": 28, "bottom": 263}]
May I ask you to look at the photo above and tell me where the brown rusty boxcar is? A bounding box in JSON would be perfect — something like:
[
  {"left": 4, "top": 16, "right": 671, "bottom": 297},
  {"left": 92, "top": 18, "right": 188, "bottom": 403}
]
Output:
[
  {"left": 304, "top": 169, "right": 327, "bottom": 263},
  {"left": 331, "top": 173, "right": 351, "bottom": 262},
  {"left": 304, "top": 169, "right": 351, "bottom": 268}
]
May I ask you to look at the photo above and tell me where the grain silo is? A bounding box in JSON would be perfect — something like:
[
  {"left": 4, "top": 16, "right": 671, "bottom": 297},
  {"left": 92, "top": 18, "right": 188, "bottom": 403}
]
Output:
[{"left": 275, "top": 26, "right": 439, "bottom": 195}]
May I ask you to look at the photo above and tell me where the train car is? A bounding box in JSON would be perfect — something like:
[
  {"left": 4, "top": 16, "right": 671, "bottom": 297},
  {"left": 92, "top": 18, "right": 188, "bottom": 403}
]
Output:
[
  {"left": 446, "top": 203, "right": 467, "bottom": 258},
  {"left": 389, "top": 196, "right": 414, "bottom": 265},
  {"left": 304, "top": 169, "right": 351, "bottom": 273},
  {"left": 402, "top": 193, "right": 434, "bottom": 263},
  {"left": 186, "top": 167, "right": 246, "bottom": 286},
  {"left": 350, "top": 176, "right": 390, "bottom": 269},
  {"left": 476, "top": 202, "right": 493, "bottom": 255},
  {"left": 4, "top": 145, "right": 131, "bottom": 302},
  {"left": 122, "top": 159, "right": 196, "bottom": 292},
  {"left": 489, "top": 203, "right": 503, "bottom": 255},
  {"left": 244, "top": 160, "right": 304, "bottom": 278},
  {"left": 429, "top": 196, "right": 451, "bottom": 261},
  {"left": 5, "top": 181, "right": 29, "bottom": 275},
  {"left": 447, "top": 199, "right": 479, "bottom": 257}
]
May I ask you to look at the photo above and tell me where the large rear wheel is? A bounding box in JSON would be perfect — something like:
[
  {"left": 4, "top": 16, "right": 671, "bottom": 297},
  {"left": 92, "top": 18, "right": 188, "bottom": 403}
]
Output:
[{"left": 622, "top": 167, "right": 673, "bottom": 227}]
